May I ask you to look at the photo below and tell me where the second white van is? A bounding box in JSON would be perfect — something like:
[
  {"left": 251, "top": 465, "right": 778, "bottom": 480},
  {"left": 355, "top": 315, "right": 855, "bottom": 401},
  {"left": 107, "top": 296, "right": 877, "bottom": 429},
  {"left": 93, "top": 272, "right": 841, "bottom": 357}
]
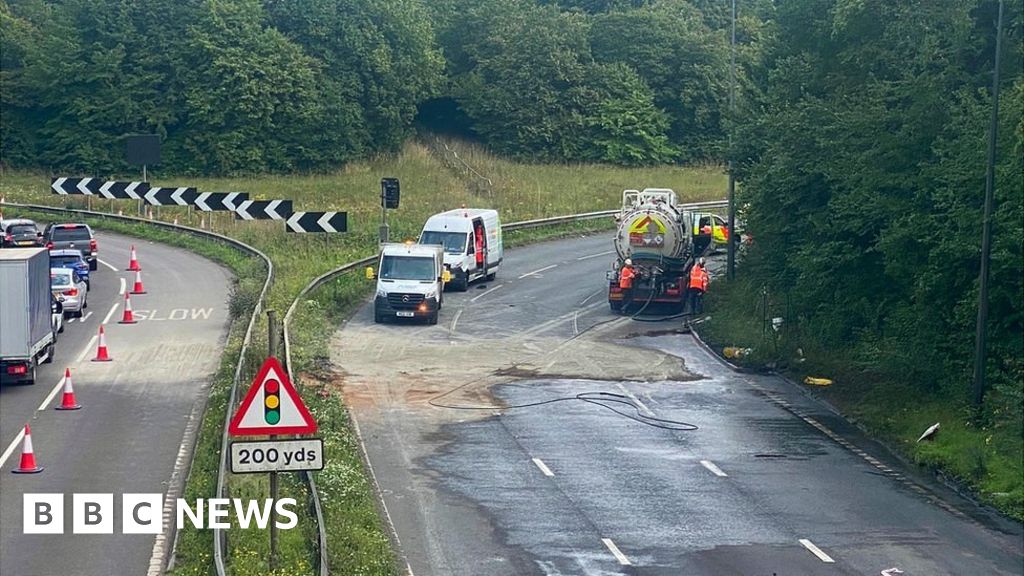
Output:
[{"left": 419, "top": 208, "right": 503, "bottom": 291}]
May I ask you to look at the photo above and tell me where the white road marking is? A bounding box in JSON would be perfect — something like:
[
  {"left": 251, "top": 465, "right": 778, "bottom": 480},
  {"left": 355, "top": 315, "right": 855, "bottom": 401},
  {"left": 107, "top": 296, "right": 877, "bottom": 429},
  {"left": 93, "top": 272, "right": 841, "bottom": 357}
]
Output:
[
  {"left": 470, "top": 284, "right": 503, "bottom": 303},
  {"left": 579, "top": 288, "right": 604, "bottom": 306},
  {"left": 532, "top": 458, "right": 555, "bottom": 477},
  {"left": 881, "top": 568, "right": 904, "bottom": 576},
  {"left": 98, "top": 258, "right": 118, "bottom": 272},
  {"left": 450, "top": 309, "right": 463, "bottom": 333},
  {"left": 79, "top": 311, "right": 93, "bottom": 323},
  {"left": 0, "top": 427, "right": 27, "bottom": 469},
  {"left": 518, "top": 264, "right": 557, "bottom": 279},
  {"left": 572, "top": 311, "right": 579, "bottom": 336},
  {"left": 700, "top": 460, "right": 728, "bottom": 477},
  {"left": 577, "top": 250, "right": 614, "bottom": 261},
  {"left": 119, "top": 277, "right": 126, "bottom": 295},
  {"left": 76, "top": 335, "right": 98, "bottom": 363},
  {"left": 601, "top": 538, "right": 632, "bottom": 566},
  {"left": 102, "top": 302, "right": 119, "bottom": 325},
  {"left": 799, "top": 539, "right": 835, "bottom": 563},
  {"left": 615, "top": 383, "right": 655, "bottom": 417},
  {"left": 38, "top": 373, "right": 67, "bottom": 411}
]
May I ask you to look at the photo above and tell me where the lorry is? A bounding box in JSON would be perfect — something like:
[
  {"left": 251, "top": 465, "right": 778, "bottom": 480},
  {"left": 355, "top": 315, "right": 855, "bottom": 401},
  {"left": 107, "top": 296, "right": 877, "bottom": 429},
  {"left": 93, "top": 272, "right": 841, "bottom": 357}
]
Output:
[
  {"left": 607, "top": 188, "right": 698, "bottom": 313},
  {"left": 372, "top": 242, "right": 446, "bottom": 324},
  {"left": 419, "top": 208, "right": 502, "bottom": 291},
  {"left": 1, "top": 248, "right": 56, "bottom": 384}
]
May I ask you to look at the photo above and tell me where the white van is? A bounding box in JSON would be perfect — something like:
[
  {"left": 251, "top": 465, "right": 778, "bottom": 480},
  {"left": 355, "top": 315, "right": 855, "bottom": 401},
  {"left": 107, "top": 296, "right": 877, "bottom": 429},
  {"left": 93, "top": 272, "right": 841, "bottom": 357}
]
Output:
[
  {"left": 419, "top": 208, "right": 503, "bottom": 291},
  {"left": 373, "top": 243, "right": 445, "bottom": 324}
]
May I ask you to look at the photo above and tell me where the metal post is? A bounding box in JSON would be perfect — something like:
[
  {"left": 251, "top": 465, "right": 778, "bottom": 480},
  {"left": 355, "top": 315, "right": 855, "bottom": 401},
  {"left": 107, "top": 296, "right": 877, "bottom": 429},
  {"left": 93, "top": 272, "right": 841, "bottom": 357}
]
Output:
[
  {"left": 380, "top": 203, "right": 389, "bottom": 244},
  {"left": 973, "top": 0, "right": 1004, "bottom": 410},
  {"left": 726, "top": 0, "right": 737, "bottom": 280},
  {"left": 140, "top": 165, "right": 147, "bottom": 216},
  {"left": 267, "top": 310, "right": 279, "bottom": 568}
]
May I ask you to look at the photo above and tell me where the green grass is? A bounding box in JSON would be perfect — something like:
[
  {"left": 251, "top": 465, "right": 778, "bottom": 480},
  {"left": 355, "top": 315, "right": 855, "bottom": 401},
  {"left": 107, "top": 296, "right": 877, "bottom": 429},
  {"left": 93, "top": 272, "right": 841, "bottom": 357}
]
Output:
[
  {"left": 698, "top": 278, "right": 1024, "bottom": 521},
  {"left": 1, "top": 141, "right": 727, "bottom": 574}
]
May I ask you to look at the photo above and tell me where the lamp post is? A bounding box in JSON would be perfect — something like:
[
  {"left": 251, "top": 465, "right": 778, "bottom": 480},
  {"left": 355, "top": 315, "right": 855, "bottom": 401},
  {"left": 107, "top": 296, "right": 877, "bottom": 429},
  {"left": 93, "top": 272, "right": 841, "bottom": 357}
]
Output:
[{"left": 726, "top": 0, "right": 737, "bottom": 280}]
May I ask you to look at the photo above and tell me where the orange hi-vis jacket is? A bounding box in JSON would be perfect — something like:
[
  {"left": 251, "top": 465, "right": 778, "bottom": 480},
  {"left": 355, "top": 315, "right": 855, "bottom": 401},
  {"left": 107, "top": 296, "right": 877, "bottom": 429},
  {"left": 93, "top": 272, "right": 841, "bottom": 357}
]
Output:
[
  {"left": 619, "top": 265, "right": 635, "bottom": 289},
  {"left": 689, "top": 264, "right": 709, "bottom": 292}
]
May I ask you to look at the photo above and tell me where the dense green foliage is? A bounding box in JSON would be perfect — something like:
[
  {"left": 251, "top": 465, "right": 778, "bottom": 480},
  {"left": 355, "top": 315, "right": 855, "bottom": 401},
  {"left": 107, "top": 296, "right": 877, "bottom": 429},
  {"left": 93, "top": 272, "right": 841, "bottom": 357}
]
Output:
[{"left": 725, "top": 0, "right": 1023, "bottom": 506}]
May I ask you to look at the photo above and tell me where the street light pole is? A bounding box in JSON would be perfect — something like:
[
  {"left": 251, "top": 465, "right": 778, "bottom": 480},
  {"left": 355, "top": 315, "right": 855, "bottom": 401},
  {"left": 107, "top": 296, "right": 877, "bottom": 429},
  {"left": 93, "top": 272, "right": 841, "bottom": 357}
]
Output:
[
  {"left": 726, "top": 0, "right": 737, "bottom": 280},
  {"left": 972, "top": 0, "right": 1004, "bottom": 410}
]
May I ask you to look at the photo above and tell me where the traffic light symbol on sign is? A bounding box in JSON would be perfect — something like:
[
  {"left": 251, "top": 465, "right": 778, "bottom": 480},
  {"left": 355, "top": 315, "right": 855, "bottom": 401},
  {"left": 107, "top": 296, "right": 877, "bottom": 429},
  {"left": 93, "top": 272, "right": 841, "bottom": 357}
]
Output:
[
  {"left": 381, "top": 178, "right": 400, "bottom": 209},
  {"left": 264, "top": 379, "right": 281, "bottom": 425}
]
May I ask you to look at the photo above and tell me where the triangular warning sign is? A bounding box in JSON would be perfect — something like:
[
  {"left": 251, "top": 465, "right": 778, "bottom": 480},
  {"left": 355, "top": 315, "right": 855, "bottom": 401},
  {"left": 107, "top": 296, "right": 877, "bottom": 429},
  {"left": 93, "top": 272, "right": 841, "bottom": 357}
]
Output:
[{"left": 228, "top": 357, "right": 318, "bottom": 436}]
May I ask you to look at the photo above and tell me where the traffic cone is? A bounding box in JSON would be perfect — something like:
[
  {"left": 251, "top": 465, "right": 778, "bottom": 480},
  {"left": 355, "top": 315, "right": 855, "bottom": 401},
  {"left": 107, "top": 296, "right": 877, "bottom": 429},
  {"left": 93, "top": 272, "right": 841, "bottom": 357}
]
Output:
[
  {"left": 56, "top": 368, "right": 81, "bottom": 411},
  {"left": 92, "top": 325, "right": 112, "bottom": 362},
  {"left": 127, "top": 245, "right": 142, "bottom": 272},
  {"left": 11, "top": 425, "right": 43, "bottom": 474},
  {"left": 119, "top": 293, "right": 137, "bottom": 324},
  {"left": 131, "top": 270, "right": 147, "bottom": 295}
]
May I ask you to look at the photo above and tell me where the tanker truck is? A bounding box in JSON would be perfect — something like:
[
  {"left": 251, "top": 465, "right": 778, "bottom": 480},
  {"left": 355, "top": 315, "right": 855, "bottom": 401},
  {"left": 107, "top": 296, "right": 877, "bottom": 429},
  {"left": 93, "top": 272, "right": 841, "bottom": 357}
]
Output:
[{"left": 607, "top": 188, "right": 699, "bottom": 313}]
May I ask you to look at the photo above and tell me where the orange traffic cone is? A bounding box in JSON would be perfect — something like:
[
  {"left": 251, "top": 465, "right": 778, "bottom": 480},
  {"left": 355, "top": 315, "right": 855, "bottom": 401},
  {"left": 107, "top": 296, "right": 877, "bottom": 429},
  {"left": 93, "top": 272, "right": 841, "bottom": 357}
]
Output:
[
  {"left": 119, "top": 293, "right": 137, "bottom": 324},
  {"left": 127, "top": 245, "right": 142, "bottom": 272},
  {"left": 11, "top": 425, "right": 43, "bottom": 474},
  {"left": 92, "top": 325, "right": 112, "bottom": 362},
  {"left": 131, "top": 270, "right": 147, "bottom": 295},
  {"left": 56, "top": 368, "right": 81, "bottom": 411}
]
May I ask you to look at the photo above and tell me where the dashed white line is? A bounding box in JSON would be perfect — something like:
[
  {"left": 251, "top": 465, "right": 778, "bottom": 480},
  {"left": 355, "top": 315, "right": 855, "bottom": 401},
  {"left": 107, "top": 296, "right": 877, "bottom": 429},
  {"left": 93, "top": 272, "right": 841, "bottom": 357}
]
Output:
[
  {"left": 601, "top": 538, "right": 632, "bottom": 566},
  {"left": 531, "top": 458, "right": 555, "bottom": 477},
  {"left": 518, "top": 264, "right": 557, "bottom": 279},
  {"left": 470, "top": 284, "right": 503, "bottom": 303},
  {"left": 0, "top": 427, "right": 27, "bottom": 469},
  {"left": 102, "top": 302, "right": 119, "bottom": 325},
  {"left": 119, "top": 277, "right": 126, "bottom": 295},
  {"left": 799, "top": 539, "right": 835, "bottom": 563},
  {"left": 700, "top": 460, "right": 728, "bottom": 477},
  {"left": 98, "top": 258, "right": 118, "bottom": 272},
  {"left": 449, "top": 309, "right": 463, "bottom": 333},
  {"left": 576, "top": 250, "right": 614, "bottom": 261},
  {"left": 572, "top": 311, "right": 579, "bottom": 336},
  {"left": 79, "top": 311, "right": 93, "bottom": 323},
  {"left": 76, "top": 335, "right": 98, "bottom": 363},
  {"left": 38, "top": 373, "right": 67, "bottom": 411}
]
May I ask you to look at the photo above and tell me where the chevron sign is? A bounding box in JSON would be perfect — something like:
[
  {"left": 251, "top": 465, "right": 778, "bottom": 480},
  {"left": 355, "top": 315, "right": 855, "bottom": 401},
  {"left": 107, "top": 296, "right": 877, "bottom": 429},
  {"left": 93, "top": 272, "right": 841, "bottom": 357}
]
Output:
[
  {"left": 143, "top": 187, "right": 197, "bottom": 206},
  {"left": 52, "top": 177, "right": 151, "bottom": 198},
  {"left": 193, "top": 192, "right": 248, "bottom": 212},
  {"left": 285, "top": 212, "right": 348, "bottom": 233},
  {"left": 234, "top": 199, "right": 293, "bottom": 221}
]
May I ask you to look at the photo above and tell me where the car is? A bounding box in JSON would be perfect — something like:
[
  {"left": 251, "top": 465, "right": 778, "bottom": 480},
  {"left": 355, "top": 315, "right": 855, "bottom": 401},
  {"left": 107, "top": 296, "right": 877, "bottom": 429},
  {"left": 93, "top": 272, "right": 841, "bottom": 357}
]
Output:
[
  {"left": 50, "top": 268, "right": 88, "bottom": 317},
  {"left": 48, "top": 249, "right": 91, "bottom": 290},
  {"left": 1, "top": 218, "right": 43, "bottom": 248},
  {"left": 51, "top": 292, "right": 65, "bottom": 335},
  {"left": 44, "top": 222, "right": 97, "bottom": 270}
]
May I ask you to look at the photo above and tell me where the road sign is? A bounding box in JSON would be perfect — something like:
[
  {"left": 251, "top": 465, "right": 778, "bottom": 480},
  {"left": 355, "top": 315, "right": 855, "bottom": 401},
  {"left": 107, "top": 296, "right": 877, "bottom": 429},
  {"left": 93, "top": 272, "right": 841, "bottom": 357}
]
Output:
[
  {"left": 95, "top": 180, "right": 151, "bottom": 199},
  {"left": 194, "top": 192, "right": 248, "bottom": 212},
  {"left": 51, "top": 177, "right": 102, "bottom": 195},
  {"left": 144, "top": 186, "right": 197, "bottom": 206},
  {"left": 228, "top": 357, "right": 317, "bottom": 436},
  {"left": 285, "top": 211, "right": 348, "bottom": 233},
  {"left": 234, "top": 199, "right": 293, "bottom": 220},
  {"left": 229, "top": 438, "right": 324, "bottom": 474},
  {"left": 381, "top": 177, "right": 400, "bottom": 209}
]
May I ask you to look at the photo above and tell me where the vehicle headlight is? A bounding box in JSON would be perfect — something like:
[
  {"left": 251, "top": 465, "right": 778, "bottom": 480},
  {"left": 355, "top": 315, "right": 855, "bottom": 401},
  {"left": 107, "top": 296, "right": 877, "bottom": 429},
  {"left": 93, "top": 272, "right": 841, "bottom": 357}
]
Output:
[
  {"left": 424, "top": 289, "right": 437, "bottom": 300},
  {"left": 376, "top": 288, "right": 388, "bottom": 298}
]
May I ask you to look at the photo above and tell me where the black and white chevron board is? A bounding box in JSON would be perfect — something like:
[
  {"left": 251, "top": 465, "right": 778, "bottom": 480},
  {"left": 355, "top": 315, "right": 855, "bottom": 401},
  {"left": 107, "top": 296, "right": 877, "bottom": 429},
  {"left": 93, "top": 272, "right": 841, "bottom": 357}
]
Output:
[
  {"left": 143, "top": 187, "right": 197, "bottom": 206},
  {"left": 234, "top": 199, "right": 293, "bottom": 220},
  {"left": 51, "top": 177, "right": 150, "bottom": 199},
  {"left": 285, "top": 212, "right": 348, "bottom": 233},
  {"left": 194, "top": 192, "right": 248, "bottom": 212}
]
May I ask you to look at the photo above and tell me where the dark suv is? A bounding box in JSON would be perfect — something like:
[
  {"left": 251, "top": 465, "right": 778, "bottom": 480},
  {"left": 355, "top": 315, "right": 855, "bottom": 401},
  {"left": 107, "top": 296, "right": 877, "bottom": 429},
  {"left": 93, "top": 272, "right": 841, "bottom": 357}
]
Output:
[
  {"left": 1, "top": 218, "right": 43, "bottom": 248},
  {"left": 44, "top": 223, "right": 98, "bottom": 270}
]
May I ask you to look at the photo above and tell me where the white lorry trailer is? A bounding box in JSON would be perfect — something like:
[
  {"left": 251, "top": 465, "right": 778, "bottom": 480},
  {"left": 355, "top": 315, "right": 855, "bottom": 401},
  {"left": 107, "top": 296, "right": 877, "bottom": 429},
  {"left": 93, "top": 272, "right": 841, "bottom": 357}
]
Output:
[
  {"left": 373, "top": 242, "right": 446, "bottom": 325},
  {"left": 1, "top": 248, "right": 56, "bottom": 384},
  {"left": 419, "top": 208, "right": 502, "bottom": 291}
]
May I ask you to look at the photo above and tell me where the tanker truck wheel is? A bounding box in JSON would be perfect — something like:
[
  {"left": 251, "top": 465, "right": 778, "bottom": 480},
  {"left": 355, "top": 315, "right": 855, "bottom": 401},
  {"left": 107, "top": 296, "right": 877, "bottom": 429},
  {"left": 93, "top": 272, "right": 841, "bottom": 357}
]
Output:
[{"left": 609, "top": 301, "right": 623, "bottom": 313}]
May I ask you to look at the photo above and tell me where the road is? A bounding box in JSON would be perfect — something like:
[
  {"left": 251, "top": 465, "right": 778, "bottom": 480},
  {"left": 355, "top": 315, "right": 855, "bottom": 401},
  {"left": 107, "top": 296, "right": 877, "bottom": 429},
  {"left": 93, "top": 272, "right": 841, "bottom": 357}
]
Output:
[
  {"left": 330, "top": 233, "right": 1023, "bottom": 576},
  {"left": 0, "top": 232, "right": 231, "bottom": 576}
]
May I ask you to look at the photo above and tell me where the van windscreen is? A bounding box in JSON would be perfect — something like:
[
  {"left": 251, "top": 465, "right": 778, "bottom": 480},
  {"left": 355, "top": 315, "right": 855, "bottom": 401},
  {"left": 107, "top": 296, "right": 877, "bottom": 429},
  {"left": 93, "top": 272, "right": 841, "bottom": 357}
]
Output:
[
  {"left": 380, "top": 256, "right": 435, "bottom": 281},
  {"left": 420, "top": 231, "right": 467, "bottom": 254}
]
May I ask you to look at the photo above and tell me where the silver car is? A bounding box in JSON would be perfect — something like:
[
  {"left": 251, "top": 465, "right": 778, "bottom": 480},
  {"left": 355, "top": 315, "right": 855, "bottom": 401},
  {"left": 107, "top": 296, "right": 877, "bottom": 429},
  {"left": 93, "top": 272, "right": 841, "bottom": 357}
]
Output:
[{"left": 50, "top": 267, "right": 88, "bottom": 317}]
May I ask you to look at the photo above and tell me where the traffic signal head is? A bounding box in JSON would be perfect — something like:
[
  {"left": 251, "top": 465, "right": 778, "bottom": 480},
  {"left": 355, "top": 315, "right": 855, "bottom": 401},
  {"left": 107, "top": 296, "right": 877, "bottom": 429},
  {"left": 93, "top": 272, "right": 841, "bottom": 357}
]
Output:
[
  {"left": 264, "top": 378, "right": 281, "bottom": 425},
  {"left": 381, "top": 178, "right": 400, "bottom": 209}
]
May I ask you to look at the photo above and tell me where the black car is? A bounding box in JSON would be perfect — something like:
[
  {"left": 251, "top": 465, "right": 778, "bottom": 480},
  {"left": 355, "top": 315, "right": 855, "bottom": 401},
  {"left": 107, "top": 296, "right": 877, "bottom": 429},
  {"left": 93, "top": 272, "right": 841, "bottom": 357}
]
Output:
[
  {"left": 43, "top": 222, "right": 97, "bottom": 270},
  {"left": 1, "top": 218, "right": 43, "bottom": 248}
]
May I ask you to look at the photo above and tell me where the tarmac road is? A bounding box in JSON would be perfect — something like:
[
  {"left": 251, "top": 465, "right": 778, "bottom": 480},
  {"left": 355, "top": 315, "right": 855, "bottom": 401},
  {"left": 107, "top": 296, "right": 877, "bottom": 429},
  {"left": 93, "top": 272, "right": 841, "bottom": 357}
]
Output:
[
  {"left": 0, "top": 232, "right": 231, "bottom": 576},
  {"left": 331, "top": 233, "right": 1023, "bottom": 576}
]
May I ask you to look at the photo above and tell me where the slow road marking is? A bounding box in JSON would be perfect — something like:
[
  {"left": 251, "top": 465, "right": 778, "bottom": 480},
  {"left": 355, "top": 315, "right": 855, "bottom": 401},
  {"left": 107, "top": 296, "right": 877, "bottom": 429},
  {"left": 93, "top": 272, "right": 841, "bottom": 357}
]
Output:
[
  {"left": 531, "top": 458, "right": 555, "bottom": 477},
  {"left": 700, "top": 460, "right": 728, "bottom": 477},
  {"left": 799, "top": 539, "right": 835, "bottom": 563},
  {"left": 602, "top": 538, "right": 632, "bottom": 566},
  {"left": 518, "top": 264, "right": 556, "bottom": 279}
]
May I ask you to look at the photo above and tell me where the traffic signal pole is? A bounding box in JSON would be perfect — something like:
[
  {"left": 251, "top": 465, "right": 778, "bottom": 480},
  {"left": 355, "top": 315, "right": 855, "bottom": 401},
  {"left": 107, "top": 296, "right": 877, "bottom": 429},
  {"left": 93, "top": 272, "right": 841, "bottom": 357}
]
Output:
[{"left": 267, "top": 310, "right": 279, "bottom": 568}]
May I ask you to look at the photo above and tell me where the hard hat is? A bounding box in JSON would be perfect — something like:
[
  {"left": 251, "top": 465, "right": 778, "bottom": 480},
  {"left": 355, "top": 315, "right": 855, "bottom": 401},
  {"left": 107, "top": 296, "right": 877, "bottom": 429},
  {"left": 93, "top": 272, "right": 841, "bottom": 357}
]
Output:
[
  {"left": 624, "top": 258, "right": 632, "bottom": 266},
  {"left": 699, "top": 257, "right": 706, "bottom": 265}
]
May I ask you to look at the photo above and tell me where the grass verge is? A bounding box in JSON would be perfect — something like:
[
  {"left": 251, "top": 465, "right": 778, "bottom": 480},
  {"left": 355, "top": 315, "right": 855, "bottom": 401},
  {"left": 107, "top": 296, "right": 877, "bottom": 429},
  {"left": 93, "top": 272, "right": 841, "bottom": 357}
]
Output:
[{"left": 697, "top": 276, "right": 1024, "bottom": 521}]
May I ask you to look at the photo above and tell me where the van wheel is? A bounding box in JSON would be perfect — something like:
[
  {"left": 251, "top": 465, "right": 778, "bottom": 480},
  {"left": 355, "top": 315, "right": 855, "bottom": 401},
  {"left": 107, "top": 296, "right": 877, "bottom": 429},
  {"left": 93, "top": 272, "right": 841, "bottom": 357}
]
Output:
[
  {"left": 89, "top": 259, "right": 98, "bottom": 271},
  {"left": 428, "top": 312, "right": 438, "bottom": 325},
  {"left": 43, "top": 343, "right": 55, "bottom": 364},
  {"left": 455, "top": 273, "right": 469, "bottom": 292},
  {"left": 486, "top": 272, "right": 496, "bottom": 281},
  {"left": 374, "top": 313, "right": 385, "bottom": 324}
]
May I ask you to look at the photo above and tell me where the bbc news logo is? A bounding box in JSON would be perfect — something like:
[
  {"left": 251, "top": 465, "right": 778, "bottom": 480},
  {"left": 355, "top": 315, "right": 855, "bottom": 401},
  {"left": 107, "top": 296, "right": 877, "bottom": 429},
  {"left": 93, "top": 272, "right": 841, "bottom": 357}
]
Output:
[{"left": 23, "top": 494, "right": 297, "bottom": 534}]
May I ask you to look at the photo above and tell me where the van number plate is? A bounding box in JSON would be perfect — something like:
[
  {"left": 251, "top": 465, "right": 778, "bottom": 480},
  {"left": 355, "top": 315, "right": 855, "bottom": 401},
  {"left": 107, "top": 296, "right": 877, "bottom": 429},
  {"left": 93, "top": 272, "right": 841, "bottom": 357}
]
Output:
[{"left": 396, "top": 311, "right": 415, "bottom": 317}]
